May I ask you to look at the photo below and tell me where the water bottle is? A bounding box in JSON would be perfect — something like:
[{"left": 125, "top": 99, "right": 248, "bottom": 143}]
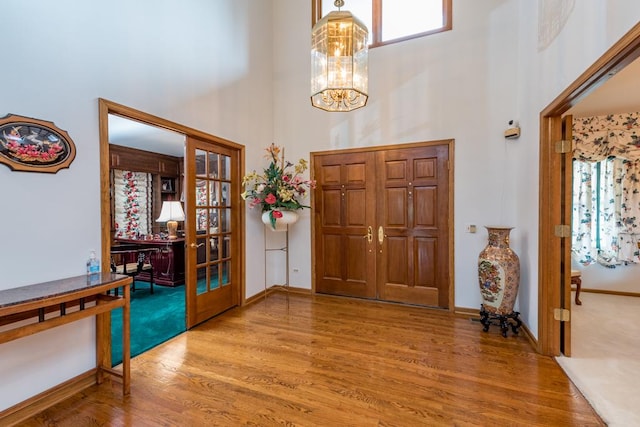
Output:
[{"left": 87, "top": 250, "right": 100, "bottom": 275}]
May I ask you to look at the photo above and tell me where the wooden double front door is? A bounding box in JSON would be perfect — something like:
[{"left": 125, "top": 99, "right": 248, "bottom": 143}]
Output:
[{"left": 312, "top": 141, "right": 452, "bottom": 308}]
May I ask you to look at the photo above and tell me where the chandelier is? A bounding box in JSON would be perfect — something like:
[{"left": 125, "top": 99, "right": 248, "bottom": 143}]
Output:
[{"left": 311, "top": 0, "right": 369, "bottom": 112}]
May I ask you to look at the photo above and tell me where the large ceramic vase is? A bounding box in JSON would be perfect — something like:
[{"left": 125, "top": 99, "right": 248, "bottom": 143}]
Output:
[
  {"left": 478, "top": 226, "right": 520, "bottom": 315},
  {"left": 262, "top": 210, "right": 299, "bottom": 232}
]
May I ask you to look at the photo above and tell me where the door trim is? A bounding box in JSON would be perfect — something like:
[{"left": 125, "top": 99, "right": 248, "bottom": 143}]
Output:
[
  {"left": 538, "top": 22, "right": 640, "bottom": 356},
  {"left": 98, "top": 99, "right": 246, "bottom": 320},
  {"left": 310, "top": 139, "right": 455, "bottom": 311}
]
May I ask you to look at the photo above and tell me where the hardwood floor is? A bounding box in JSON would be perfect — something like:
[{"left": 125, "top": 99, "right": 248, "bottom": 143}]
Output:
[{"left": 24, "top": 292, "right": 603, "bottom": 426}]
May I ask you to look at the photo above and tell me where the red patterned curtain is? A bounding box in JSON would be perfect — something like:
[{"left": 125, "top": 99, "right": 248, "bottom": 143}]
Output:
[{"left": 113, "top": 169, "right": 153, "bottom": 239}]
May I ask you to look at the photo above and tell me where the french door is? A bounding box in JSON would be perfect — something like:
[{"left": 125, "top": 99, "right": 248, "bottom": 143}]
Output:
[
  {"left": 185, "top": 136, "right": 241, "bottom": 328},
  {"left": 313, "top": 141, "right": 452, "bottom": 308}
]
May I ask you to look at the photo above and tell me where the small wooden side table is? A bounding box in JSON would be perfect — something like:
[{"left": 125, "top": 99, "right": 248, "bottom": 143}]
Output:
[{"left": 0, "top": 273, "right": 132, "bottom": 399}]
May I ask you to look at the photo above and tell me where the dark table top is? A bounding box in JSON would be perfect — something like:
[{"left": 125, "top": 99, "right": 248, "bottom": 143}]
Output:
[{"left": 0, "top": 273, "right": 128, "bottom": 309}]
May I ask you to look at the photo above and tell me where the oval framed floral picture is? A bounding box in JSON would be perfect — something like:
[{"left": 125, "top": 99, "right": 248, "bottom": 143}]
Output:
[{"left": 0, "top": 114, "right": 76, "bottom": 173}]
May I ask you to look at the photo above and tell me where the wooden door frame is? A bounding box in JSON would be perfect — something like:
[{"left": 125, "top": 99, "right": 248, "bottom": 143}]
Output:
[
  {"left": 310, "top": 139, "right": 455, "bottom": 311},
  {"left": 98, "top": 99, "right": 246, "bottom": 322},
  {"left": 538, "top": 23, "right": 640, "bottom": 355}
]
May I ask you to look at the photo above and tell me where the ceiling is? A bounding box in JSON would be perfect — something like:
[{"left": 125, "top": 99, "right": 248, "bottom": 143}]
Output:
[
  {"left": 567, "top": 56, "right": 640, "bottom": 117},
  {"left": 108, "top": 114, "right": 185, "bottom": 157}
]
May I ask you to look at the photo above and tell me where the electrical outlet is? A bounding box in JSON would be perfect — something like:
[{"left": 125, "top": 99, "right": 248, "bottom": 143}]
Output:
[{"left": 466, "top": 224, "right": 477, "bottom": 233}]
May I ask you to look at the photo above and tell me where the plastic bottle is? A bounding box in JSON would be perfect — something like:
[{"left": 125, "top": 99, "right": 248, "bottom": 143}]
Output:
[{"left": 87, "top": 250, "right": 100, "bottom": 275}]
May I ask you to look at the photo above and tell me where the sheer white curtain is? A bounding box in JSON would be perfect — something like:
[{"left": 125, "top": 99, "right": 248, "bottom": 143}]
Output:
[
  {"left": 572, "top": 113, "right": 640, "bottom": 267},
  {"left": 113, "top": 169, "right": 153, "bottom": 239}
]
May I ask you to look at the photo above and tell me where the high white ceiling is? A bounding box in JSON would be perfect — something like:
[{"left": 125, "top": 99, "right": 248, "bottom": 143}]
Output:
[
  {"left": 108, "top": 114, "right": 185, "bottom": 157},
  {"left": 567, "top": 56, "right": 640, "bottom": 118}
]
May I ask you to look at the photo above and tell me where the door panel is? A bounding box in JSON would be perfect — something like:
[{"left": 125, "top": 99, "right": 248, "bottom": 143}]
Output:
[
  {"left": 314, "top": 152, "right": 377, "bottom": 298},
  {"left": 185, "top": 137, "right": 239, "bottom": 328},
  {"left": 313, "top": 142, "right": 451, "bottom": 308},
  {"left": 377, "top": 145, "right": 449, "bottom": 308}
]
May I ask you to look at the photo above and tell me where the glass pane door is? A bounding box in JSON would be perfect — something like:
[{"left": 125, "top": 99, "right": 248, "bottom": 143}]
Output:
[{"left": 186, "top": 137, "right": 239, "bottom": 327}]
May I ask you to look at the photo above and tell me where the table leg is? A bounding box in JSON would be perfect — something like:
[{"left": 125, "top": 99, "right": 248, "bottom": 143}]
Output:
[{"left": 122, "top": 284, "right": 131, "bottom": 395}]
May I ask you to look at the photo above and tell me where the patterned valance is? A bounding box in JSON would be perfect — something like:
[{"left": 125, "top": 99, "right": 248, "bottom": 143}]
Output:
[{"left": 573, "top": 112, "right": 640, "bottom": 161}]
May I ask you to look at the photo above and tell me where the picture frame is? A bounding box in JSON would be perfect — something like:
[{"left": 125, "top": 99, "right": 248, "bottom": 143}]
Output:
[
  {"left": 0, "top": 114, "right": 76, "bottom": 173},
  {"left": 161, "top": 178, "right": 174, "bottom": 193}
]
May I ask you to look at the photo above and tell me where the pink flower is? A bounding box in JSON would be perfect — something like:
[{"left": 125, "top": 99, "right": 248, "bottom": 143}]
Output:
[
  {"left": 272, "top": 210, "right": 283, "bottom": 219},
  {"left": 265, "top": 193, "right": 277, "bottom": 204}
]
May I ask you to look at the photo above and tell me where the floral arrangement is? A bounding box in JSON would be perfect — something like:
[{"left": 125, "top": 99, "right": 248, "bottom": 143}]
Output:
[
  {"left": 2, "top": 127, "right": 64, "bottom": 163},
  {"left": 242, "top": 143, "right": 316, "bottom": 228}
]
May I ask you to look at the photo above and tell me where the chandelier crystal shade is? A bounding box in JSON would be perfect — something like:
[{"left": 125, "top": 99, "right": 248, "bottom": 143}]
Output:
[{"left": 311, "top": 1, "right": 369, "bottom": 112}]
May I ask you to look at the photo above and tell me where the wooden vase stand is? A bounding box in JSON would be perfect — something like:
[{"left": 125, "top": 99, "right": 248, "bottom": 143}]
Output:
[{"left": 479, "top": 304, "right": 522, "bottom": 338}]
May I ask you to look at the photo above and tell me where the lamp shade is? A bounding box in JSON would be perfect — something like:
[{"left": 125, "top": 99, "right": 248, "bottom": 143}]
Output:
[
  {"left": 156, "top": 201, "right": 185, "bottom": 222},
  {"left": 311, "top": 4, "right": 369, "bottom": 112},
  {"left": 156, "top": 201, "right": 185, "bottom": 240}
]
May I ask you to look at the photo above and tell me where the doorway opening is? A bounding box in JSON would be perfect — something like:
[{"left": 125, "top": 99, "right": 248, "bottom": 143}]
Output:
[
  {"left": 538, "top": 22, "right": 640, "bottom": 356},
  {"left": 99, "top": 99, "right": 245, "bottom": 365}
]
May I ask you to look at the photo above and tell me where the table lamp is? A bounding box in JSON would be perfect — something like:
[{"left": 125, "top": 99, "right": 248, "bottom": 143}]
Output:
[{"left": 156, "top": 201, "right": 185, "bottom": 239}]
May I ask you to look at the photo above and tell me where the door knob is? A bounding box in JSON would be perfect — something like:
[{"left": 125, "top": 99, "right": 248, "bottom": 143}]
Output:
[
  {"left": 363, "top": 226, "right": 373, "bottom": 243},
  {"left": 190, "top": 243, "right": 204, "bottom": 248}
]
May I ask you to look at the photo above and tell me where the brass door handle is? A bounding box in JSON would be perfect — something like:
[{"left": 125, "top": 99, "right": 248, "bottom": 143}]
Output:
[
  {"left": 190, "top": 243, "right": 205, "bottom": 248},
  {"left": 378, "top": 226, "right": 386, "bottom": 245},
  {"left": 363, "top": 226, "right": 373, "bottom": 243}
]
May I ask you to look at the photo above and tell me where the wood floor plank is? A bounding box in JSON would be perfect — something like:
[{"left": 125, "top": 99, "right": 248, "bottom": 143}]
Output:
[{"left": 20, "top": 292, "right": 604, "bottom": 426}]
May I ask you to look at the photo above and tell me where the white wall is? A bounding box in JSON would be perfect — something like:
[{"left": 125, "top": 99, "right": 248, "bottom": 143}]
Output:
[
  {"left": 270, "top": 0, "right": 640, "bottom": 342},
  {"left": 0, "top": 0, "right": 273, "bottom": 411},
  {"left": 272, "top": 0, "right": 521, "bottom": 309}
]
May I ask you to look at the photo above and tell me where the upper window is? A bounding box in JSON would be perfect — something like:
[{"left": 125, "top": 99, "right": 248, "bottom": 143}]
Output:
[{"left": 312, "top": 0, "right": 452, "bottom": 48}]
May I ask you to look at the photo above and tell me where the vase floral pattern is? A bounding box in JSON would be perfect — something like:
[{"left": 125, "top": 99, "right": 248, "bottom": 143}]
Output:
[{"left": 478, "top": 227, "right": 520, "bottom": 315}]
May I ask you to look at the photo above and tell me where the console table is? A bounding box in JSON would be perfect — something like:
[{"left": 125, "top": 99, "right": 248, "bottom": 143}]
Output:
[
  {"left": 115, "top": 238, "right": 185, "bottom": 286},
  {"left": 0, "top": 273, "right": 132, "bottom": 399}
]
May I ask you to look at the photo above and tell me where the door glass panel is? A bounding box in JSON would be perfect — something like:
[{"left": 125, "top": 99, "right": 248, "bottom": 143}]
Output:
[
  {"left": 196, "top": 266, "right": 207, "bottom": 295},
  {"left": 222, "top": 236, "right": 230, "bottom": 258},
  {"left": 196, "top": 149, "right": 207, "bottom": 176},
  {"left": 196, "top": 180, "right": 207, "bottom": 206},
  {"left": 221, "top": 182, "right": 230, "bottom": 206},
  {"left": 222, "top": 260, "right": 231, "bottom": 286},
  {"left": 196, "top": 208, "right": 208, "bottom": 232},
  {"left": 209, "top": 181, "right": 220, "bottom": 205},
  {"left": 209, "top": 208, "right": 218, "bottom": 232},
  {"left": 221, "top": 155, "right": 231, "bottom": 180},
  {"left": 210, "top": 237, "right": 219, "bottom": 261},
  {"left": 196, "top": 237, "right": 207, "bottom": 264},
  {"left": 221, "top": 208, "right": 231, "bottom": 232},
  {"left": 208, "top": 152, "right": 219, "bottom": 178},
  {"left": 209, "top": 264, "right": 220, "bottom": 289}
]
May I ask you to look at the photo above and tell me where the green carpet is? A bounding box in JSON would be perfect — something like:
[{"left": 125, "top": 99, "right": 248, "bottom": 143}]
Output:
[{"left": 111, "top": 282, "right": 186, "bottom": 366}]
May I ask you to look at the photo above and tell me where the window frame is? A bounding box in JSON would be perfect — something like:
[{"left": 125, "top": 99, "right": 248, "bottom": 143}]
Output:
[{"left": 311, "top": 0, "right": 452, "bottom": 48}]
